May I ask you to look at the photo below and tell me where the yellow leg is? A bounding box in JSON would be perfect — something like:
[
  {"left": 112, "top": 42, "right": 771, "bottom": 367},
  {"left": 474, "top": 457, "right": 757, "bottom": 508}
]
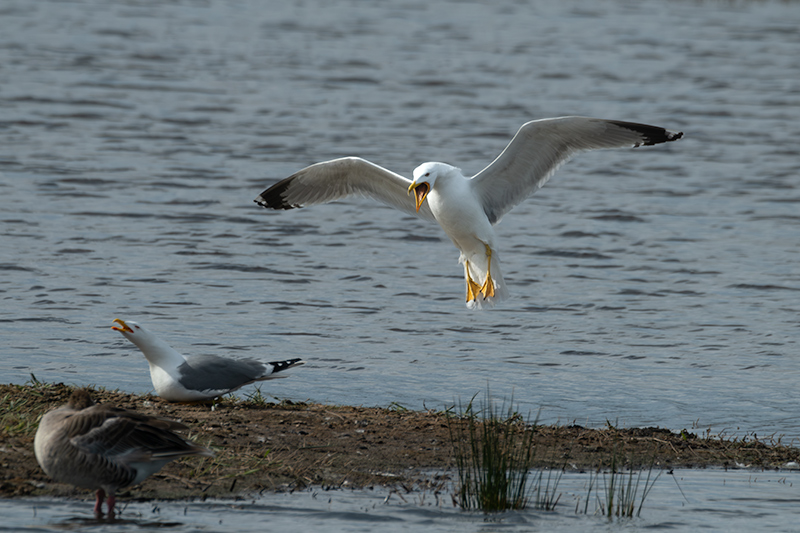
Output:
[
  {"left": 479, "top": 244, "right": 495, "bottom": 298},
  {"left": 465, "top": 261, "right": 482, "bottom": 302}
]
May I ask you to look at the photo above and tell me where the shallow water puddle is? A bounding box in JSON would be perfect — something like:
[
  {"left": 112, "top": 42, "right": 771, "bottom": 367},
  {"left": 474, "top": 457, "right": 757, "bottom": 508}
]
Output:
[{"left": 6, "top": 470, "right": 799, "bottom": 532}]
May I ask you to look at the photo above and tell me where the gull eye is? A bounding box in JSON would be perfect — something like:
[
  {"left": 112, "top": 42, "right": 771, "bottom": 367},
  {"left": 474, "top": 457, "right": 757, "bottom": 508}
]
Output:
[{"left": 424, "top": 172, "right": 430, "bottom": 177}]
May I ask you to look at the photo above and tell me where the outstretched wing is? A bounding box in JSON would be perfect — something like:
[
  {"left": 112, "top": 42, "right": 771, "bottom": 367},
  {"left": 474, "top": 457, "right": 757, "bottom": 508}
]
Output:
[
  {"left": 470, "top": 117, "right": 683, "bottom": 225},
  {"left": 255, "top": 156, "right": 436, "bottom": 221}
]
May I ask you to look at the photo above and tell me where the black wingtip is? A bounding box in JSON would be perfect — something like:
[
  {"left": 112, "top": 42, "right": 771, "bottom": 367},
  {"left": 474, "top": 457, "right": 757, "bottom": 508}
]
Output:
[
  {"left": 269, "top": 358, "right": 305, "bottom": 373},
  {"left": 668, "top": 130, "right": 684, "bottom": 141},
  {"left": 254, "top": 177, "right": 299, "bottom": 210},
  {"left": 609, "top": 120, "right": 684, "bottom": 147}
]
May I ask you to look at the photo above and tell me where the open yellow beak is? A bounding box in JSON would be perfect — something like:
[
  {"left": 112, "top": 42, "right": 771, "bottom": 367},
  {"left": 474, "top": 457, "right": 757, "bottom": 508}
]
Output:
[
  {"left": 111, "top": 318, "right": 133, "bottom": 333},
  {"left": 407, "top": 181, "right": 430, "bottom": 212}
]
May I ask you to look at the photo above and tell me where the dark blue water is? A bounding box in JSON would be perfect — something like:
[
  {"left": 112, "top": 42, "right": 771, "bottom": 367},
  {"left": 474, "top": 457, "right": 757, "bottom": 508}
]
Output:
[{"left": 2, "top": 0, "right": 800, "bottom": 528}]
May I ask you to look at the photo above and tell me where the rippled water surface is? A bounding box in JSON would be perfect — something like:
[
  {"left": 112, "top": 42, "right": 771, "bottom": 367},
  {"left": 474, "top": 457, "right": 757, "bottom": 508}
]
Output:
[
  {"left": 2, "top": 0, "right": 800, "bottom": 529},
  {"left": 3, "top": 470, "right": 800, "bottom": 532}
]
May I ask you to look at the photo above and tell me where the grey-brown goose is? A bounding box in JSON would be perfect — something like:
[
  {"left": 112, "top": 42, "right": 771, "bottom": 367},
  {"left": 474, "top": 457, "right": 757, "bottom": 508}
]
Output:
[{"left": 34, "top": 389, "right": 213, "bottom": 517}]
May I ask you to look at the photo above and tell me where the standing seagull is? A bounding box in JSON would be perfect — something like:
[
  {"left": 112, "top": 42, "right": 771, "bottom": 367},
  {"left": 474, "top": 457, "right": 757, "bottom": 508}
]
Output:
[
  {"left": 112, "top": 318, "right": 305, "bottom": 402},
  {"left": 254, "top": 116, "right": 683, "bottom": 309},
  {"left": 34, "top": 389, "right": 213, "bottom": 517}
]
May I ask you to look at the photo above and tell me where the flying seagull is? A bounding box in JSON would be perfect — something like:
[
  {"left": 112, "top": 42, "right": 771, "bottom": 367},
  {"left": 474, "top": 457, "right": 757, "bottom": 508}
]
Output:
[
  {"left": 34, "top": 388, "right": 213, "bottom": 517},
  {"left": 254, "top": 116, "right": 683, "bottom": 309},
  {"left": 112, "top": 318, "right": 305, "bottom": 402}
]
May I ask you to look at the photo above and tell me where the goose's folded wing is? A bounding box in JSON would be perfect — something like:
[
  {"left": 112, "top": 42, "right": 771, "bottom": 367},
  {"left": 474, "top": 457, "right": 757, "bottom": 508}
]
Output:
[
  {"left": 71, "top": 415, "right": 208, "bottom": 460},
  {"left": 255, "top": 156, "right": 436, "bottom": 221},
  {"left": 470, "top": 117, "right": 683, "bottom": 225}
]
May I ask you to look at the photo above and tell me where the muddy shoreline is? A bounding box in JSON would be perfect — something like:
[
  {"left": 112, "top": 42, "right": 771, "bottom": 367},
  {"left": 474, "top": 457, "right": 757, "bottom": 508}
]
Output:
[{"left": 2, "top": 383, "right": 798, "bottom": 503}]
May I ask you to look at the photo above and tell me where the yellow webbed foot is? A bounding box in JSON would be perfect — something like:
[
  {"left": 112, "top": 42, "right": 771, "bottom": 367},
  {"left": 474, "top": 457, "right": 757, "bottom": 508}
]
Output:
[
  {"left": 465, "top": 260, "right": 483, "bottom": 302},
  {"left": 466, "top": 276, "right": 482, "bottom": 302},
  {"left": 480, "top": 275, "right": 495, "bottom": 299}
]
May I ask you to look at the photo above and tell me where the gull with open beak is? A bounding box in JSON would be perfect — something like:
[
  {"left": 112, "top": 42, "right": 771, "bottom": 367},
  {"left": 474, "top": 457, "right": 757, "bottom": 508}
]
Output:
[
  {"left": 112, "top": 318, "right": 304, "bottom": 402},
  {"left": 255, "top": 116, "right": 683, "bottom": 309}
]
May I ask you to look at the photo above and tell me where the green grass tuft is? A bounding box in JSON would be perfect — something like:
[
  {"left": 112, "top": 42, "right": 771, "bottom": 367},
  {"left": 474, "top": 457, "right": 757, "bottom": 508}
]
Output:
[
  {"left": 587, "top": 452, "right": 661, "bottom": 519},
  {"left": 242, "top": 385, "right": 270, "bottom": 407},
  {"left": 448, "top": 391, "right": 542, "bottom": 513}
]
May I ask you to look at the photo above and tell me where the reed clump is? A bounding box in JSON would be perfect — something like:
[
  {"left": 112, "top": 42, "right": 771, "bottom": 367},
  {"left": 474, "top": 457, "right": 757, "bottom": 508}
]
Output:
[
  {"left": 448, "top": 393, "right": 555, "bottom": 512},
  {"left": 577, "top": 453, "right": 661, "bottom": 518}
]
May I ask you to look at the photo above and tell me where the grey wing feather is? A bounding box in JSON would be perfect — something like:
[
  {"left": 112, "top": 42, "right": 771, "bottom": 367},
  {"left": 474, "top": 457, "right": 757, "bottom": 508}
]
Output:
[
  {"left": 61, "top": 405, "right": 184, "bottom": 440},
  {"left": 178, "top": 355, "right": 268, "bottom": 392},
  {"left": 471, "top": 117, "right": 683, "bottom": 224},
  {"left": 70, "top": 409, "right": 209, "bottom": 460},
  {"left": 254, "top": 157, "right": 436, "bottom": 222}
]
